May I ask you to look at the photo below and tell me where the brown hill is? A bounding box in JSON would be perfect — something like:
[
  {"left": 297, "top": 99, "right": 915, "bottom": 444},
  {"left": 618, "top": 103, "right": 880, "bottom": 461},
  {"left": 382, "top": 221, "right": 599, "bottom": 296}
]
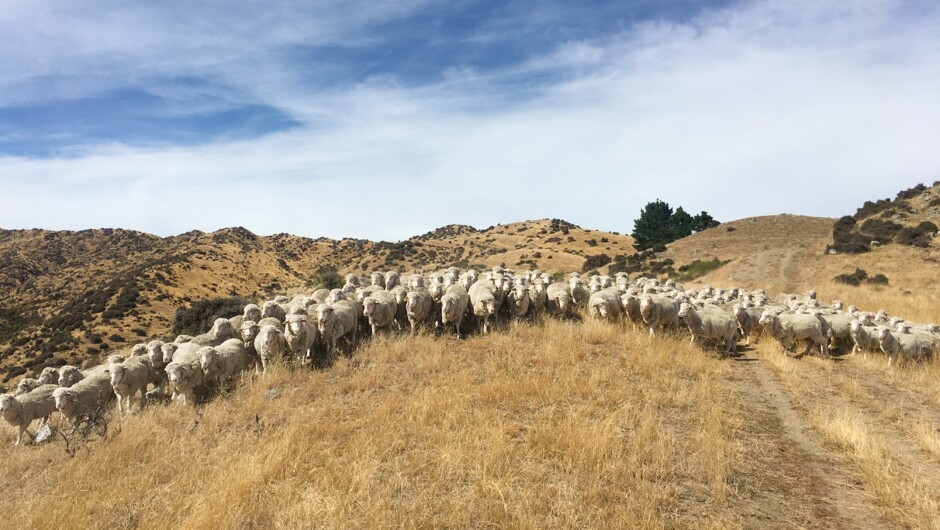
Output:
[{"left": 0, "top": 220, "right": 634, "bottom": 386}]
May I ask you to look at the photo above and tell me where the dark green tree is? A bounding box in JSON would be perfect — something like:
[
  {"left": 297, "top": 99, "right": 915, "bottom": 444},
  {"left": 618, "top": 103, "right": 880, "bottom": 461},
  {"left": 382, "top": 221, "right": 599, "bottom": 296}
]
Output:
[
  {"left": 692, "top": 211, "right": 720, "bottom": 232},
  {"left": 632, "top": 201, "right": 720, "bottom": 251},
  {"left": 632, "top": 200, "right": 674, "bottom": 251}
]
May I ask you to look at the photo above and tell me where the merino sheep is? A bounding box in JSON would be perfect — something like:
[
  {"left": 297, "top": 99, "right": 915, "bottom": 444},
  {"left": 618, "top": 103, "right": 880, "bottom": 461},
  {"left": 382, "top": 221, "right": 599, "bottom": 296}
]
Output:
[
  {"left": 1, "top": 384, "right": 58, "bottom": 445},
  {"left": 441, "top": 284, "right": 470, "bottom": 337},
  {"left": 37, "top": 367, "right": 60, "bottom": 386},
  {"left": 507, "top": 283, "right": 531, "bottom": 320},
  {"left": 405, "top": 289, "right": 434, "bottom": 334},
  {"left": 53, "top": 370, "right": 114, "bottom": 426},
  {"left": 255, "top": 324, "right": 290, "bottom": 372},
  {"left": 569, "top": 278, "right": 590, "bottom": 308},
  {"left": 309, "top": 289, "right": 331, "bottom": 305},
  {"left": 639, "top": 295, "right": 680, "bottom": 337},
  {"left": 620, "top": 293, "right": 643, "bottom": 329},
  {"left": 759, "top": 311, "right": 830, "bottom": 357},
  {"left": 243, "top": 303, "right": 262, "bottom": 324},
  {"left": 199, "top": 340, "right": 252, "bottom": 389},
  {"left": 14, "top": 378, "right": 40, "bottom": 396},
  {"left": 370, "top": 272, "right": 386, "bottom": 289},
  {"left": 57, "top": 366, "right": 85, "bottom": 388},
  {"left": 875, "top": 327, "right": 937, "bottom": 366},
  {"left": 588, "top": 289, "right": 622, "bottom": 322},
  {"left": 109, "top": 355, "right": 157, "bottom": 415},
  {"left": 732, "top": 305, "right": 764, "bottom": 346},
  {"left": 546, "top": 283, "right": 573, "bottom": 318},
  {"left": 362, "top": 291, "right": 398, "bottom": 337},
  {"left": 316, "top": 302, "right": 358, "bottom": 355},
  {"left": 261, "top": 301, "right": 287, "bottom": 323},
  {"left": 384, "top": 271, "right": 401, "bottom": 290},
  {"left": 820, "top": 313, "right": 855, "bottom": 353},
  {"left": 468, "top": 280, "right": 499, "bottom": 334},
  {"left": 848, "top": 319, "right": 880, "bottom": 355},
  {"left": 284, "top": 314, "right": 318, "bottom": 365},
  {"left": 527, "top": 278, "right": 548, "bottom": 317},
  {"left": 678, "top": 303, "right": 738, "bottom": 356},
  {"left": 389, "top": 285, "right": 409, "bottom": 331},
  {"left": 409, "top": 274, "right": 426, "bottom": 290},
  {"left": 163, "top": 343, "right": 206, "bottom": 405}
]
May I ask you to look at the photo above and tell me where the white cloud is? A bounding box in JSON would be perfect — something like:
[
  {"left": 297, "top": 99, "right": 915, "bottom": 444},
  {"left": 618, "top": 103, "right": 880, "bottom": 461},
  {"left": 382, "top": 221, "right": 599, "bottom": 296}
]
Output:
[{"left": 1, "top": 0, "right": 939, "bottom": 240}]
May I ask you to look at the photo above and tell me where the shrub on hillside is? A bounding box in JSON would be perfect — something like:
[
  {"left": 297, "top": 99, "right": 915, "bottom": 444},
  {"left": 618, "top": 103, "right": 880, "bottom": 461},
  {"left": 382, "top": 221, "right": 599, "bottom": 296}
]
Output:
[
  {"left": 172, "top": 296, "right": 249, "bottom": 336},
  {"left": 834, "top": 268, "right": 868, "bottom": 286},
  {"left": 858, "top": 219, "right": 903, "bottom": 243},
  {"left": 675, "top": 258, "right": 727, "bottom": 281},
  {"left": 582, "top": 253, "right": 612, "bottom": 272},
  {"left": 306, "top": 266, "right": 343, "bottom": 290}
]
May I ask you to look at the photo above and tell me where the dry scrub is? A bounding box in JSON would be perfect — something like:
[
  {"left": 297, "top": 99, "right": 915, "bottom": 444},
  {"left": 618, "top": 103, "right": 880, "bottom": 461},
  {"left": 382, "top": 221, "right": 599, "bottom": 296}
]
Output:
[{"left": 0, "top": 320, "right": 744, "bottom": 529}]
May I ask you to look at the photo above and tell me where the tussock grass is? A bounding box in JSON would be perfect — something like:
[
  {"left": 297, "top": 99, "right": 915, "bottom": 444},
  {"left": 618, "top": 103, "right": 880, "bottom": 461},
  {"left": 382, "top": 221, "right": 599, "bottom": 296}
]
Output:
[{"left": 0, "top": 320, "right": 743, "bottom": 529}]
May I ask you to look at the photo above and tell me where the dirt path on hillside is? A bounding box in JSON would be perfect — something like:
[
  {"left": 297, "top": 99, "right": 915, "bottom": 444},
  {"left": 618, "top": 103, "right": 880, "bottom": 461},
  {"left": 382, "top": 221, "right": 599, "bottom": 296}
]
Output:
[{"left": 726, "top": 349, "right": 887, "bottom": 529}]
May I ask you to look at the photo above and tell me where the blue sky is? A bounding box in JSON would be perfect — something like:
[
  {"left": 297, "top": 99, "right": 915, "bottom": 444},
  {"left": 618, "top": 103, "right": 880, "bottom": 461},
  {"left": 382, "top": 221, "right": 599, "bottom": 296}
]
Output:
[{"left": 1, "top": 0, "right": 938, "bottom": 240}]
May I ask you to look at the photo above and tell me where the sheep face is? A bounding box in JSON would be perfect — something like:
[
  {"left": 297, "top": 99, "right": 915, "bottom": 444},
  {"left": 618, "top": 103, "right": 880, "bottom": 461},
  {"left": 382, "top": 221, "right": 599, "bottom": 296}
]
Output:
[
  {"left": 211, "top": 318, "right": 236, "bottom": 339},
  {"left": 240, "top": 321, "right": 260, "bottom": 345},
  {"left": 362, "top": 297, "right": 377, "bottom": 318},
  {"left": 243, "top": 304, "right": 262, "bottom": 323},
  {"left": 677, "top": 303, "right": 693, "bottom": 319},
  {"left": 393, "top": 288, "right": 407, "bottom": 305},
  {"left": 57, "top": 366, "right": 83, "bottom": 387},
  {"left": 370, "top": 272, "right": 385, "bottom": 287},
  {"left": 849, "top": 320, "right": 862, "bottom": 333},
  {"left": 0, "top": 395, "right": 18, "bottom": 419},
  {"left": 441, "top": 298, "right": 458, "bottom": 322},
  {"left": 161, "top": 343, "right": 178, "bottom": 364},
  {"left": 429, "top": 284, "right": 444, "bottom": 302},
  {"left": 37, "top": 367, "right": 60, "bottom": 386},
  {"left": 15, "top": 378, "right": 40, "bottom": 396},
  {"left": 199, "top": 349, "right": 221, "bottom": 379},
  {"left": 52, "top": 388, "right": 78, "bottom": 417},
  {"left": 639, "top": 297, "right": 654, "bottom": 319},
  {"left": 316, "top": 306, "right": 335, "bottom": 332},
  {"left": 873, "top": 327, "right": 889, "bottom": 341},
  {"left": 109, "top": 364, "right": 129, "bottom": 388},
  {"left": 326, "top": 290, "right": 344, "bottom": 303}
]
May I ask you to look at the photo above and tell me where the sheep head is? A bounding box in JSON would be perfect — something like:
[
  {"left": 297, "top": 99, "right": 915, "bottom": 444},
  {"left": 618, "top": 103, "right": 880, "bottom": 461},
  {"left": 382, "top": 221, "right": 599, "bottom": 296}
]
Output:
[
  {"left": 15, "top": 378, "right": 39, "bottom": 396},
  {"left": 37, "top": 367, "right": 60, "bottom": 386},
  {"left": 0, "top": 395, "right": 19, "bottom": 419},
  {"left": 677, "top": 303, "right": 694, "bottom": 319},
  {"left": 110, "top": 364, "right": 129, "bottom": 388}
]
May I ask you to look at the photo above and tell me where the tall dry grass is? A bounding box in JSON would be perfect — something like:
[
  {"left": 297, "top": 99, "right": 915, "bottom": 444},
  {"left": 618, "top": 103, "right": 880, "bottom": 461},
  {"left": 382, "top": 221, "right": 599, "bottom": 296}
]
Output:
[{"left": 0, "top": 320, "right": 744, "bottom": 529}]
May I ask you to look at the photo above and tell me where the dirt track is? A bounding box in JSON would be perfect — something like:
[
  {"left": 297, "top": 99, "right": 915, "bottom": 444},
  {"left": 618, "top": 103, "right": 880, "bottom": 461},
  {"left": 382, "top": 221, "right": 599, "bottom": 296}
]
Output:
[{"left": 725, "top": 341, "right": 940, "bottom": 529}]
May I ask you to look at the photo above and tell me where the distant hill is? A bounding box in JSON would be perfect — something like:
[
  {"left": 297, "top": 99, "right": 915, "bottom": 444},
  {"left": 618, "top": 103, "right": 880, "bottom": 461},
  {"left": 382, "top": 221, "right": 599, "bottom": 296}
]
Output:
[{"left": 0, "top": 219, "right": 635, "bottom": 385}]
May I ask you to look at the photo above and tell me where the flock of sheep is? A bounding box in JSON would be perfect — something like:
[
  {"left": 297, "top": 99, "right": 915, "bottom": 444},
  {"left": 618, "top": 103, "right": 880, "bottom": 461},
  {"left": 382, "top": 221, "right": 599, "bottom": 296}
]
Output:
[{"left": 2, "top": 266, "right": 938, "bottom": 447}]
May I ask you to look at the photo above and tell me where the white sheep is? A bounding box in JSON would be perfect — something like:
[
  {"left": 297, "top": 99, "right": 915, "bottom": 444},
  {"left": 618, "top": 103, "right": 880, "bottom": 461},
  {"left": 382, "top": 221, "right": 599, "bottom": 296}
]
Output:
[
  {"left": 732, "top": 305, "right": 763, "bottom": 346},
  {"left": 384, "top": 271, "right": 401, "bottom": 290},
  {"left": 569, "top": 278, "right": 590, "bottom": 307},
  {"left": 243, "top": 303, "right": 262, "bottom": 324},
  {"left": 468, "top": 280, "right": 499, "bottom": 333},
  {"left": 37, "top": 367, "right": 60, "bottom": 386},
  {"left": 14, "top": 378, "right": 40, "bottom": 396},
  {"left": 507, "top": 283, "right": 531, "bottom": 320},
  {"left": 441, "top": 284, "right": 470, "bottom": 337},
  {"left": 109, "top": 355, "right": 157, "bottom": 415},
  {"left": 546, "top": 283, "right": 573, "bottom": 318},
  {"left": 53, "top": 370, "right": 114, "bottom": 426},
  {"left": 362, "top": 291, "right": 398, "bottom": 337},
  {"left": 758, "top": 311, "right": 830, "bottom": 357},
  {"left": 255, "top": 324, "right": 290, "bottom": 372},
  {"left": 190, "top": 317, "right": 239, "bottom": 347},
  {"left": 588, "top": 289, "right": 623, "bottom": 321},
  {"left": 848, "top": 319, "right": 880, "bottom": 355},
  {"left": 874, "top": 326, "right": 937, "bottom": 366},
  {"left": 639, "top": 295, "right": 680, "bottom": 337},
  {"left": 261, "top": 300, "right": 287, "bottom": 323},
  {"left": 199, "top": 340, "right": 252, "bottom": 389},
  {"left": 316, "top": 302, "right": 358, "bottom": 355},
  {"left": 409, "top": 274, "right": 426, "bottom": 290},
  {"left": 527, "top": 278, "right": 548, "bottom": 317},
  {"left": 678, "top": 303, "right": 738, "bottom": 356},
  {"left": 284, "top": 314, "right": 318, "bottom": 365},
  {"left": 57, "top": 365, "right": 85, "bottom": 388},
  {"left": 163, "top": 343, "right": 205, "bottom": 405},
  {"left": 405, "top": 289, "right": 434, "bottom": 334},
  {"left": 820, "top": 313, "right": 855, "bottom": 352},
  {"left": 1, "top": 385, "right": 58, "bottom": 445},
  {"left": 370, "top": 271, "right": 386, "bottom": 288}
]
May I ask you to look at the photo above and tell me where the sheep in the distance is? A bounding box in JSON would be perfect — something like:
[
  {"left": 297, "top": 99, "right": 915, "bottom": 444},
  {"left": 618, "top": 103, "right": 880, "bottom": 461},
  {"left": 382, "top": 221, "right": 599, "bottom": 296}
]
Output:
[
  {"left": 507, "top": 283, "right": 531, "bottom": 320},
  {"left": 261, "top": 301, "right": 287, "bottom": 323},
  {"left": 14, "top": 378, "right": 40, "bottom": 396},
  {"left": 848, "top": 319, "right": 880, "bottom": 356},
  {"left": 37, "top": 367, "right": 60, "bottom": 386},
  {"left": 1, "top": 385, "right": 58, "bottom": 445},
  {"left": 57, "top": 366, "right": 85, "bottom": 388},
  {"left": 546, "top": 283, "right": 573, "bottom": 318}
]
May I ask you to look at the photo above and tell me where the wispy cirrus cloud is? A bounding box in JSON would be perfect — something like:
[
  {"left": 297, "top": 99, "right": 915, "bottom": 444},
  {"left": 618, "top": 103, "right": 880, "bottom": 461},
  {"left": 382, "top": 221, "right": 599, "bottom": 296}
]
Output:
[{"left": 1, "top": 0, "right": 938, "bottom": 240}]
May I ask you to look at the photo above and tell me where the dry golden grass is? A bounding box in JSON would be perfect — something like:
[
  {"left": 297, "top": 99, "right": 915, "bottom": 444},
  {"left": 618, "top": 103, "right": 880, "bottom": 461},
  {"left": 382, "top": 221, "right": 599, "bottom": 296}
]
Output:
[{"left": 0, "top": 320, "right": 747, "bottom": 529}]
